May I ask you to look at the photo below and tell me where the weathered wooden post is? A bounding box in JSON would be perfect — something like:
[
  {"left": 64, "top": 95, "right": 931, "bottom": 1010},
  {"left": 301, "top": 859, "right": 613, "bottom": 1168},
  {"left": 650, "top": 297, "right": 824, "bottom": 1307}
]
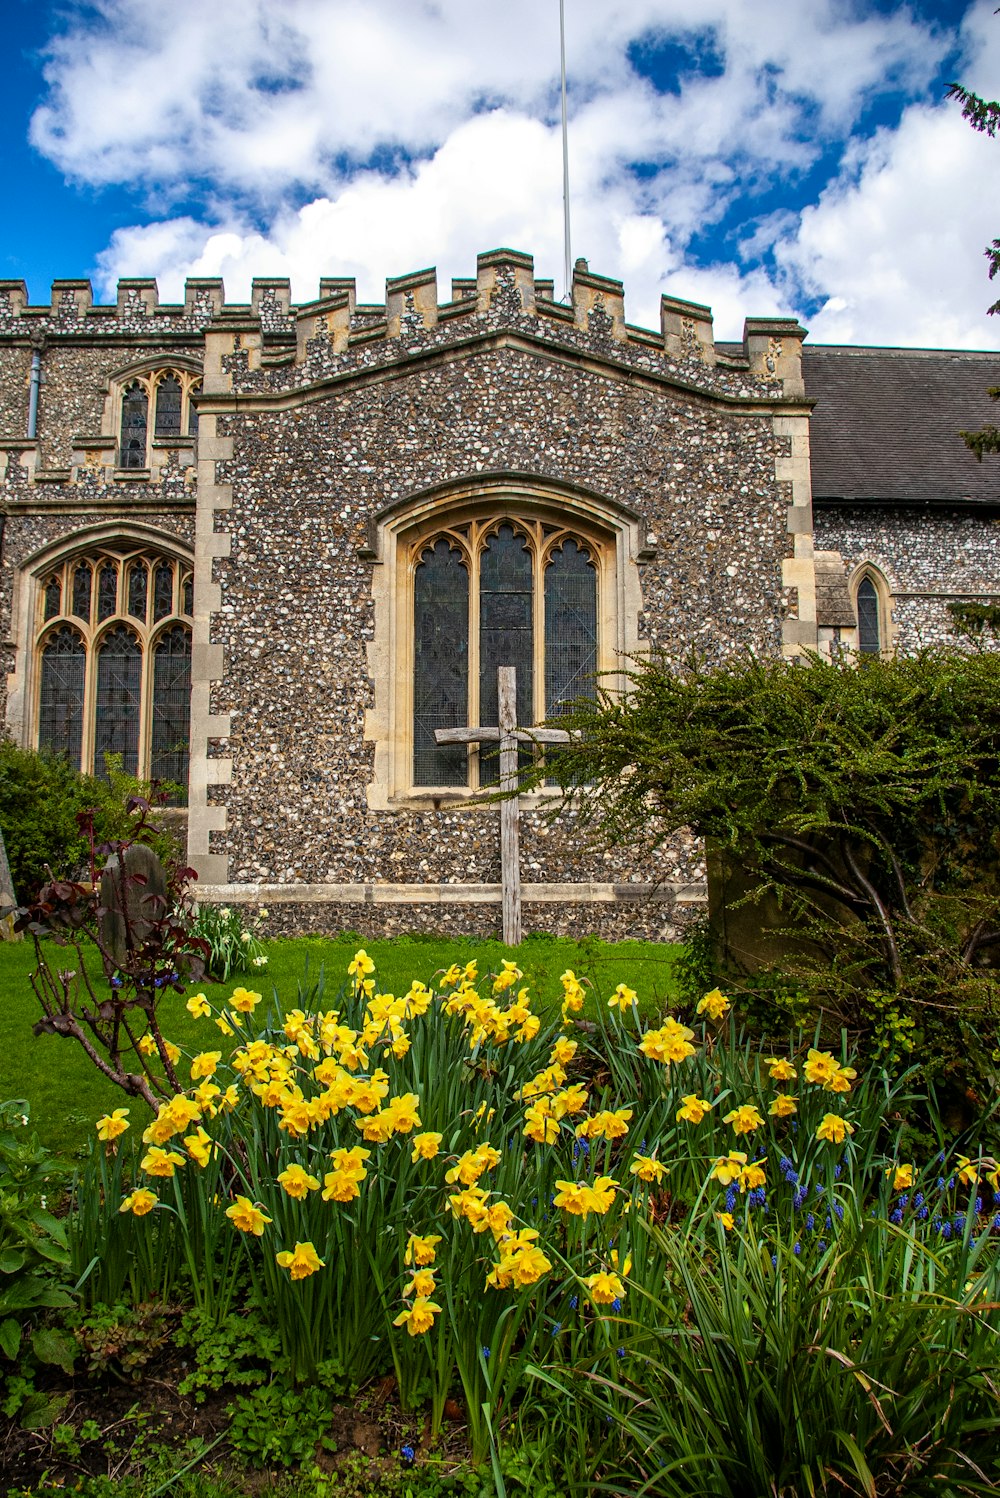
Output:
[{"left": 435, "top": 666, "right": 571, "bottom": 946}]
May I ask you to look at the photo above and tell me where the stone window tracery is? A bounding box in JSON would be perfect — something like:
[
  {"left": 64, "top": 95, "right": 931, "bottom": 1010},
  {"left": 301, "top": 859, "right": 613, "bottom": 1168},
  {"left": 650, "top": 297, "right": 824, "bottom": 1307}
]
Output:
[
  {"left": 118, "top": 369, "right": 201, "bottom": 468},
  {"left": 34, "top": 547, "right": 193, "bottom": 796},
  {"left": 410, "top": 516, "right": 600, "bottom": 789},
  {"left": 852, "top": 566, "right": 893, "bottom": 657}
]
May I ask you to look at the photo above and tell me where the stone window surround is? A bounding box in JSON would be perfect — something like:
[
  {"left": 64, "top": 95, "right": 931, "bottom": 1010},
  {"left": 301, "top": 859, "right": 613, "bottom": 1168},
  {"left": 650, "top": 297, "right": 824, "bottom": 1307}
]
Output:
[
  {"left": 100, "top": 356, "right": 204, "bottom": 475},
  {"left": 364, "top": 473, "right": 649, "bottom": 812},
  {"left": 6, "top": 521, "right": 196, "bottom": 771},
  {"left": 847, "top": 561, "right": 896, "bottom": 656}
]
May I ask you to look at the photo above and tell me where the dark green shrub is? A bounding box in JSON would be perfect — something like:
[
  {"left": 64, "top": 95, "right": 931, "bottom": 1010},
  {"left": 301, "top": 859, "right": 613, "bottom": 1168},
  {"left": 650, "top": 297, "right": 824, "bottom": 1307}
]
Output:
[{"left": 0, "top": 741, "right": 103, "bottom": 901}]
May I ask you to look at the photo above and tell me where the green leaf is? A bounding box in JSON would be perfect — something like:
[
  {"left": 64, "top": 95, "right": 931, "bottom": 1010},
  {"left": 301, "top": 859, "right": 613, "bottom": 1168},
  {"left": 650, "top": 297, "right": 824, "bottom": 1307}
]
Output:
[
  {"left": 0, "top": 1249, "right": 27, "bottom": 1275},
  {"left": 19, "top": 1390, "right": 69, "bottom": 1430},
  {"left": 0, "top": 1317, "right": 21, "bottom": 1359},
  {"left": 31, "top": 1326, "right": 77, "bottom": 1375}
]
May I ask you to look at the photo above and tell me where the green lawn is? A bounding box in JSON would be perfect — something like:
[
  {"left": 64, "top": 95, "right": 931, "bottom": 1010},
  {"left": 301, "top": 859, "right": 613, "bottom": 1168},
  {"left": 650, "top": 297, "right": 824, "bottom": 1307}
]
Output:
[{"left": 0, "top": 930, "right": 684, "bottom": 1156}]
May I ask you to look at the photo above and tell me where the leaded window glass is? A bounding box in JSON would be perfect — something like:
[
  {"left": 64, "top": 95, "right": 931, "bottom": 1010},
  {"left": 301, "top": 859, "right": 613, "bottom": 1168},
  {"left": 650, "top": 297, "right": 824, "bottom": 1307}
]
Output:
[
  {"left": 409, "top": 514, "right": 605, "bottom": 790},
  {"left": 154, "top": 375, "right": 182, "bottom": 438},
  {"left": 127, "top": 561, "right": 148, "bottom": 622},
  {"left": 97, "top": 561, "right": 118, "bottom": 621},
  {"left": 43, "top": 577, "right": 61, "bottom": 621},
  {"left": 545, "top": 540, "right": 597, "bottom": 715},
  {"left": 33, "top": 547, "right": 193, "bottom": 791},
  {"left": 187, "top": 386, "right": 200, "bottom": 437},
  {"left": 480, "top": 525, "right": 533, "bottom": 785},
  {"left": 413, "top": 541, "right": 469, "bottom": 786},
  {"left": 857, "top": 577, "right": 880, "bottom": 655},
  {"left": 151, "top": 625, "right": 192, "bottom": 794},
  {"left": 120, "top": 384, "right": 148, "bottom": 468},
  {"left": 38, "top": 627, "right": 86, "bottom": 766},
  {"left": 153, "top": 562, "right": 173, "bottom": 621},
  {"left": 72, "top": 564, "right": 92, "bottom": 623},
  {"left": 94, "top": 625, "right": 142, "bottom": 776}
]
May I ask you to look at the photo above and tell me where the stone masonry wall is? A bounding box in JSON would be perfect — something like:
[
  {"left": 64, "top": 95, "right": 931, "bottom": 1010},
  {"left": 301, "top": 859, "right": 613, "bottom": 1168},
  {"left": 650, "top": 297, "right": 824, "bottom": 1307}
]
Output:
[{"left": 814, "top": 506, "right": 1000, "bottom": 650}]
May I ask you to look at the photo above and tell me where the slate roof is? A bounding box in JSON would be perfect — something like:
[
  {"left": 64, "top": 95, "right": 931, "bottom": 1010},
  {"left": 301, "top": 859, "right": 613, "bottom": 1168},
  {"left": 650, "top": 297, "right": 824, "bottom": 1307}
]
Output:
[{"left": 802, "top": 345, "right": 1000, "bottom": 507}]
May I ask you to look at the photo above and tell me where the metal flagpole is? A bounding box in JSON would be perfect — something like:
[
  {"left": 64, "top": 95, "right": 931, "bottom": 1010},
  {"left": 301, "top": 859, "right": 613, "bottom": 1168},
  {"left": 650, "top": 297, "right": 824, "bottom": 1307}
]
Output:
[{"left": 559, "top": 0, "right": 572, "bottom": 300}]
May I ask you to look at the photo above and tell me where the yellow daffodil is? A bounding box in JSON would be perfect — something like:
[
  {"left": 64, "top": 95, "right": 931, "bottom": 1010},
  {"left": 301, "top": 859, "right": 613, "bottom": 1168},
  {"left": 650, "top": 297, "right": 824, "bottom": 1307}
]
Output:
[
  {"left": 765, "top": 1056, "right": 797, "bottom": 1082},
  {"left": 404, "top": 1269, "right": 437, "bottom": 1299},
  {"left": 583, "top": 1271, "right": 625, "bottom": 1305},
  {"left": 609, "top": 983, "right": 637, "bottom": 1012},
  {"left": 140, "top": 1146, "right": 185, "bottom": 1177},
  {"left": 348, "top": 949, "right": 376, "bottom": 985},
  {"left": 768, "top": 1093, "right": 798, "bottom": 1118},
  {"left": 119, "top": 1188, "right": 157, "bottom": 1216},
  {"left": 712, "top": 1151, "right": 748, "bottom": 1187},
  {"left": 186, "top": 993, "right": 211, "bottom": 1019},
  {"left": 276, "top": 1241, "right": 324, "bottom": 1279},
  {"left": 225, "top": 1196, "right": 272, "bottom": 1235},
  {"left": 630, "top": 1154, "right": 667, "bottom": 1183},
  {"left": 137, "top": 1033, "right": 157, "bottom": 1057},
  {"left": 410, "top": 1132, "right": 443, "bottom": 1162},
  {"left": 956, "top": 1155, "right": 980, "bottom": 1187},
  {"left": 404, "top": 1233, "right": 441, "bottom": 1266},
  {"left": 576, "top": 1109, "right": 632, "bottom": 1141},
  {"left": 676, "top": 1094, "right": 711, "bottom": 1125},
  {"left": 393, "top": 1296, "right": 442, "bottom": 1336},
  {"left": 277, "top": 1163, "right": 321, "bottom": 1198},
  {"left": 740, "top": 1160, "right": 766, "bottom": 1191},
  {"left": 183, "top": 1127, "right": 215, "bottom": 1168},
  {"left": 639, "top": 1017, "right": 696, "bottom": 1067},
  {"left": 383, "top": 1093, "right": 421, "bottom": 1133},
  {"left": 190, "top": 1051, "right": 222, "bottom": 1080},
  {"left": 889, "top": 1163, "right": 913, "bottom": 1192},
  {"left": 231, "top": 987, "right": 262, "bottom": 1014},
  {"left": 723, "top": 1104, "right": 764, "bottom": 1136},
  {"left": 716, "top": 1211, "right": 735, "bottom": 1230},
  {"left": 96, "top": 1108, "right": 130, "bottom": 1141},
  {"left": 803, "top": 1049, "right": 841, "bottom": 1086},
  {"left": 549, "top": 1036, "right": 578, "bottom": 1066},
  {"left": 697, "top": 987, "right": 731, "bottom": 1022},
  {"left": 816, "top": 1113, "right": 855, "bottom": 1145}
]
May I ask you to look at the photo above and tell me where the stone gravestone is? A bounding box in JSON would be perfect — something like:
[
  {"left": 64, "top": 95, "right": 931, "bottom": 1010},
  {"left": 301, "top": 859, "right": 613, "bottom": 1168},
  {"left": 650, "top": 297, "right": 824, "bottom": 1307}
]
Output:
[
  {"left": 0, "top": 825, "right": 18, "bottom": 940},
  {"left": 99, "top": 843, "right": 168, "bottom": 968}
]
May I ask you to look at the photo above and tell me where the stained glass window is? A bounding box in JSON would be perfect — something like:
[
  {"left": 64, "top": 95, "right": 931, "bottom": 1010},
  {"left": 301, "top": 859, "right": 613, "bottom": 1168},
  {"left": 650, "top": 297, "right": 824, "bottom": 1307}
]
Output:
[
  {"left": 97, "top": 561, "right": 118, "bottom": 621},
  {"left": 127, "top": 561, "right": 148, "bottom": 622},
  {"left": 153, "top": 562, "right": 173, "bottom": 621},
  {"left": 72, "top": 564, "right": 92, "bottom": 623},
  {"left": 857, "top": 577, "right": 880, "bottom": 655},
  {"left": 545, "top": 540, "right": 597, "bottom": 714},
  {"left": 188, "top": 385, "right": 201, "bottom": 437},
  {"left": 43, "top": 576, "right": 61, "bottom": 621},
  {"left": 410, "top": 517, "right": 603, "bottom": 790},
  {"left": 413, "top": 540, "right": 469, "bottom": 786},
  {"left": 34, "top": 549, "right": 193, "bottom": 790},
  {"left": 120, "top": 384, "right": 148, "bottom": 468},
  {"left": 94, "top": 625, "right": 142, "bottom": 776},
  {"left": 38, "top": 627, "right": 86, "bottom": 766},
  {"left": 154, "top": 375, "right": 182, "bottom": 439},
  {"left": 151, "top": 625, "right": 192, "bottom": 795}
]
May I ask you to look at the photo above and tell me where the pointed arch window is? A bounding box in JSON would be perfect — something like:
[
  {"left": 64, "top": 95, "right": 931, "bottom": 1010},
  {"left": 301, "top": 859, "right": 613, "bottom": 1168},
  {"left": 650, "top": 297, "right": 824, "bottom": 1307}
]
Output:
[
  {"left": 853, "top": 568, "right": 892, "bottom": 657},
  {"left": 117, "top": 370, "right": 201, "bottom": 468},
  {"left": 410, "top": 516, "right": 600, "bottom": 789},
  {"left": 33, "top": 547, "right": 193, "bottom": 799}
]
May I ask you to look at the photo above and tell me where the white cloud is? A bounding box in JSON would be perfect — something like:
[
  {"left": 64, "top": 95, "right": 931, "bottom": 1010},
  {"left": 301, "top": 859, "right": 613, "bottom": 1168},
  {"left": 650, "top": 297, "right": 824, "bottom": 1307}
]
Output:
[{"left": 34, "top": 0, "right": 1000, "bottom": 346}]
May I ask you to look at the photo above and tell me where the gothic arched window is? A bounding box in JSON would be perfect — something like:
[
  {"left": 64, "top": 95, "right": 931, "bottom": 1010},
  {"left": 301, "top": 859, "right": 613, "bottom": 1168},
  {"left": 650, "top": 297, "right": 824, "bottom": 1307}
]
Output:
[
  {"left": 35, "top": 547, "right": 193, "bottom": 797},
  {"left": 118, "top": 370, "right": 201, "bottom": 468},
  {"left": 853, "top": 568, "right": 892, "bottom": 657},
  {"left": 411, "top": 518, "right": 599, "bottom": 788}
]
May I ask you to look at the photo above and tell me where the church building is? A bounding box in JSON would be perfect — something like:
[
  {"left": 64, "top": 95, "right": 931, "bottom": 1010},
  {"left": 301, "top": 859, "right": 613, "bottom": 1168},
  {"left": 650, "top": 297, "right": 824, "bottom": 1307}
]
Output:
[{"left": 1, "top": 248, "right": 998, "bottom": 937}]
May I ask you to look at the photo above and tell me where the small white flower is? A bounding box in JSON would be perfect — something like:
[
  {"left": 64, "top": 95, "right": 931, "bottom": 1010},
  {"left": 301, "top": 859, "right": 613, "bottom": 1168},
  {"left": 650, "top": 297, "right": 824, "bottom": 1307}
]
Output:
[
  {"left": 253, "top": 955, "right": 269, "bottom": 968},
  {"left": 241, "top": 932, "right": 252, "bottom": 944},
  {"left": 258, "top": 906, "right": 269, "bottom": 919},
  {"left": 219, "top": 907, "right": 232, "bottom": 918}
]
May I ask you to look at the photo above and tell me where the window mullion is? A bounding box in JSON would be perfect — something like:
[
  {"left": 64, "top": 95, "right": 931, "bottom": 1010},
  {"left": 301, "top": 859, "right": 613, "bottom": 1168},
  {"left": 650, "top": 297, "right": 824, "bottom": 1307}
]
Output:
[{"left": 469, "top": 538, "right": 481, "bottom": 791}]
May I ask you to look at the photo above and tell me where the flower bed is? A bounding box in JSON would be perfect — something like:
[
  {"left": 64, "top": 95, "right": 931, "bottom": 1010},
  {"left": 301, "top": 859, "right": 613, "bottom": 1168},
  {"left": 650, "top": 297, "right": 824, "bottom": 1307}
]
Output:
[{"left": 68, "top": 956, "right": 1000, "bottom": 1494}]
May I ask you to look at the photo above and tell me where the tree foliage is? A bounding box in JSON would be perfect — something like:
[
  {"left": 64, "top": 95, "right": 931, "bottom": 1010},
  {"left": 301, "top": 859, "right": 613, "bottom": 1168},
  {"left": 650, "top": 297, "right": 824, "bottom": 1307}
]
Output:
[
  {"left": 528, "top": 650, "right": 1000, "bottom": 1081},
  {"left": 947, "top": 74, "right": 1000, "bottom": 457}
]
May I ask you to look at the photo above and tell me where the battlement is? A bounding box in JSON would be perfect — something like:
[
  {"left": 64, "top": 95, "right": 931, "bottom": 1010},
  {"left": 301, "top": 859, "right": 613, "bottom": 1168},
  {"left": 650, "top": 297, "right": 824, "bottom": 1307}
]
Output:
[{"left": 0, "top": 249, "right": 808, "bottom": 396}]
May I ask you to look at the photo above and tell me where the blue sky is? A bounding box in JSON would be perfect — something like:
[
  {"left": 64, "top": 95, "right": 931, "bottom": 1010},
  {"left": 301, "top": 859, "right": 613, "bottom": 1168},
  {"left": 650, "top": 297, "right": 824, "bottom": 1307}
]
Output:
[{"left": 3, "top": 0, "right": 999, "bottom": 344}]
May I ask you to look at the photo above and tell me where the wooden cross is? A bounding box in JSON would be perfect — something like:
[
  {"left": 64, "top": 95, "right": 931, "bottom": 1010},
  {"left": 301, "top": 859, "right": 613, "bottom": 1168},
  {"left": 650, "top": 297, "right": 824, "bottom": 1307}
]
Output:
[{"left": 435, "top": 666, "right": 570, "bottom": 946}]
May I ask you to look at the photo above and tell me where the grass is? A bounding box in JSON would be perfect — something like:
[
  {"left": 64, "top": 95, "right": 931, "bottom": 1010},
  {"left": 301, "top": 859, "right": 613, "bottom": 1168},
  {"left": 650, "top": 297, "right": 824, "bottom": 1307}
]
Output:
[{"left": 0, "top": 930, "right": 684, "bottom": 1156}]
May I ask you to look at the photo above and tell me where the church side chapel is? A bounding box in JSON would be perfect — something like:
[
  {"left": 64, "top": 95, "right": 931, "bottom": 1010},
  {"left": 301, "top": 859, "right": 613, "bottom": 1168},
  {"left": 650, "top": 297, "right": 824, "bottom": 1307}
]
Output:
[{"left": 0, "top": 248, "right": 998, "bottom": 937}]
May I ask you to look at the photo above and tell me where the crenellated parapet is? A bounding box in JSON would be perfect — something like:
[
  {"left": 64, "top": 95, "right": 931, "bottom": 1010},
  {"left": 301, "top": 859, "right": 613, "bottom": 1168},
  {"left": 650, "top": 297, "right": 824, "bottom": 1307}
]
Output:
[{"left": 0, "top": 249, "right": 807, "bottom": 405}]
